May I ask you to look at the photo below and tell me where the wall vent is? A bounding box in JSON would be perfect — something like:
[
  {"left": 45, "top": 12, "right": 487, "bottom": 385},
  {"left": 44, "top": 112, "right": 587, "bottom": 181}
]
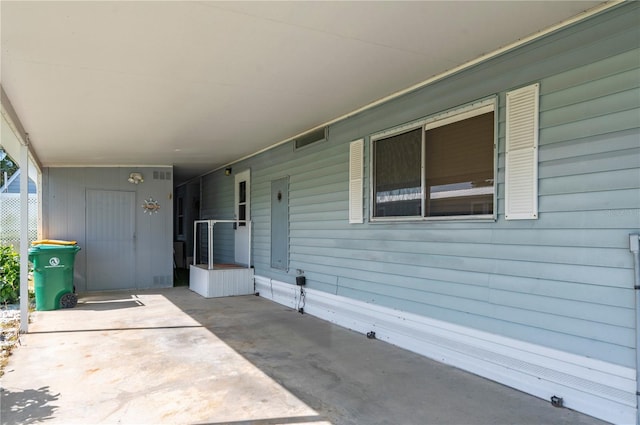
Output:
[
  {"left": 153, "top": 275, "right": 172, "bottom": 286},
  {"left": 294, "top": 127, "right": 327, "bottom": 150},
  {"left": 152, "top": 171, "right": 172, "bottom": 181}
]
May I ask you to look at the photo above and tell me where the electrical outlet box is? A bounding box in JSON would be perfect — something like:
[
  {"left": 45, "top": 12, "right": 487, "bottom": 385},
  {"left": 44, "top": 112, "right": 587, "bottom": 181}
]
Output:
[
  {"left": 296, "top": 276, "right": 306, "bottom": 286},
  {"left": 551, "top": 396, "right": 563, "bottom": 408}
]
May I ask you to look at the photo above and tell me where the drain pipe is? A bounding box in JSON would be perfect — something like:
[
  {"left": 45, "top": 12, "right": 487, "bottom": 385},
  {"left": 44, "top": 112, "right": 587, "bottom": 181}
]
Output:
[{"left": 631, "top": 234, "right": 640, "bottom": 425}]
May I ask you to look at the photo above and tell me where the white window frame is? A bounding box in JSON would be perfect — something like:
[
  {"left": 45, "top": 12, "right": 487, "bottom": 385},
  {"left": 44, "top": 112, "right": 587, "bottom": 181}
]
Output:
[{"left": 370, "top": 97, "right": 497, "bottom": 222}]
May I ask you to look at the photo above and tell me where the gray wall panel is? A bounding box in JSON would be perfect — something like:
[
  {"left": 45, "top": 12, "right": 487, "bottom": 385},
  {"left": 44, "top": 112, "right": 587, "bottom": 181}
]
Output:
[{"left": 43, "top": 166, "right": 173, "bottom": 291}]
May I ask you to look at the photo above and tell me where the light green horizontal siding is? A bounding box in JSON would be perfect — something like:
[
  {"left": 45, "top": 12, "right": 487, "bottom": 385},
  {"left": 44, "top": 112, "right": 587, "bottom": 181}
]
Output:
[
  {"left": 289, "top": 249, "right": 631, "bottom": 290},
  {"left": 288, "top": 226, "right": 634, "bottom": 247},
  {"left": 539, "top": 164, "right": 638, "bottom": 195},
  {"left": 199, "top": 3, "right": 640, "bottom": 367},
  {"left": 540, "top": 109, "right": 638, "bottom": 144},
  {"left": 538, "top": 147, "right": 639, "bottom": 179},
  {"left": 543, "top": 71, "right": 639, "bottom": 112},
  {"left": 541, "top": 49, "right": 640, "bottom": 94},
  {"left": 291, "top": 238, "right": 632, "bottom": 269},
  {"left": 539, "top": 129, "right": 638, "bottom": 162},
  {"left": 541, "top": 88, "right": 639, "bottom": 128}
]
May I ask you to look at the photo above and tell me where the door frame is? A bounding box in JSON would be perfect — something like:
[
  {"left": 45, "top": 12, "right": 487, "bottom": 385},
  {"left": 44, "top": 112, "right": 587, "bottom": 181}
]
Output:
[
  {"left": 85, "top": 189, "right": 136, "bottom": 291},
  {"left": 234, "top": 169, "right": 251, "bottom": 266}
]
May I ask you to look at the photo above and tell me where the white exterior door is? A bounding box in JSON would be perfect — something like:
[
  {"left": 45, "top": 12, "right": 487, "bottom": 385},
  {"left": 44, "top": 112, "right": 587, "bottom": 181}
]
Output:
[
  {"left": 234, "top": 169, "right": 250, "bottom": 266},
  {"left": 86, "top": 190, "right": 136, "bottom": 290}
]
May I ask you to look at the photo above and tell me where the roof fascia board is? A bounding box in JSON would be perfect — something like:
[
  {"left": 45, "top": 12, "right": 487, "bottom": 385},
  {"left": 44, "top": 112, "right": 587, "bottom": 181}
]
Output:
[{"left": 45, "top": 164, "right": 173, "bottom": 169}]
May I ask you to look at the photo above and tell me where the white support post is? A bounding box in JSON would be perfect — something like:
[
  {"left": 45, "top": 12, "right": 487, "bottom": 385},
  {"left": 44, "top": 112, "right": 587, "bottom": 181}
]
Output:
[
  {"left": 207, "top": 221, "right": 214, "bottom": 270},
  {"left": 248, "top": 221, "right": 252, "bottom": 270},
  {"left": 19, "top": 142, "right": 29, "bottom": 333},
  {"left": 192, "top": 221, "right": 197, "bottom": 266}
]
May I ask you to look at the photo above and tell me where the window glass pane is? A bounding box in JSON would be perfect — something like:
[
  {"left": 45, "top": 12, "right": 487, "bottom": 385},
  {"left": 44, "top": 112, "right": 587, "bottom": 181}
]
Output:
[
  {"left": 374, "top": 128, "right": 422, "bottom": 217},
  {"left": 425, "top": 112, "right": 494, "bottom": 217},
  {"left": 239, "top": 181, "right": 246, "bottom": 203},
  {"left": 177, "top": 197, "right": 184, "bottom": 235}
]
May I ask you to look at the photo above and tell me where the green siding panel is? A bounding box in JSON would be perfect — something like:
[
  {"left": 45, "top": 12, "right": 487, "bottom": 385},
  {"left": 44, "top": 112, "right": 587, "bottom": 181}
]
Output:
[
  {"left": 541, "top": 67, "right": 640, "bottom": 111},
  {"left": 541, "top": 48, "right": 640, "bottom": 94},
  {"left": 539, "top": 129, "right": 639, "bottom": 162},
  {"left": 291, "top": 237, "right": 633, "bottom": 269},
  {"left": 540, "top": 147, "right": 640, "bottom": 178},
  {"left": 540, "top": 168, "right": 640, "bottom": 195},
  {"left": 540, "top": 109, "right": 639, "bottom": 145},
  {"left": 541, "top": 88, "right": 640, "bottom": 128}
]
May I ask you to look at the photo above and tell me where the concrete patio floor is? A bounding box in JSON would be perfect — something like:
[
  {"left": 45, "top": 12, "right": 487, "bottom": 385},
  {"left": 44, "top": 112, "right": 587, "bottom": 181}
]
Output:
[{"left": 1, "top": 287, "right": 607, "bottom": 425}]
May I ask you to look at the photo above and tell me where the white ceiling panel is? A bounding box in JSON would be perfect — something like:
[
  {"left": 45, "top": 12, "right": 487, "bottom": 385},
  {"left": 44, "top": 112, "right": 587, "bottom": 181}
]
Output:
[{"left": 0, "top": 1, "right": 605, "bottom": 184}]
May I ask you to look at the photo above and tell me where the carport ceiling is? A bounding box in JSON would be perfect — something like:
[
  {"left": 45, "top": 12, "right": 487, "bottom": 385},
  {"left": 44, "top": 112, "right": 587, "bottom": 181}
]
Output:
[{"left": 1, "top": 1, "right": 605, "bottom": 185}]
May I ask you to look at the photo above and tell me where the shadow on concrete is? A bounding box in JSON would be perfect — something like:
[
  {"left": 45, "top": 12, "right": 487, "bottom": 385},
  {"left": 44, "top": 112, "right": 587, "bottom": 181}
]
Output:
[
  {"left": 0, "top": 386, "right": 59, "bottom": 424},
  {"left": 161, "top": 288, "right": 607, "bottom": 425}
]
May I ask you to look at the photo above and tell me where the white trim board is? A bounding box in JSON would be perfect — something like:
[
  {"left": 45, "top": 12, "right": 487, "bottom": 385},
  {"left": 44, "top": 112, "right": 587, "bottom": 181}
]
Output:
[{"left": 255, "top": 275, "right": 635, "bottom": 424}]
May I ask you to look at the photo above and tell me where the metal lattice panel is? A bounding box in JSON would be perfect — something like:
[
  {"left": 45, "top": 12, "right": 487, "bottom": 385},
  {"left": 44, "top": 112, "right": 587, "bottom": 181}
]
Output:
[{"left": 0, "top": 194, "right": 38, "bottom": 250}]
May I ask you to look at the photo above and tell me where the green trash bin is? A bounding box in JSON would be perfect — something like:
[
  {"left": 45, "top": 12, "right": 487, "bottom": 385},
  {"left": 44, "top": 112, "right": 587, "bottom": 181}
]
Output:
[{"left": 28, "top": 243, "right": 81, "bottom": 311}]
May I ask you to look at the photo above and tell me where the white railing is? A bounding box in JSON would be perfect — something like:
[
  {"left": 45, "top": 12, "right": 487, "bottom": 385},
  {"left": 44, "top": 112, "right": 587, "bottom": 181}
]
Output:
[{"left": 192, "top": 219, "right": 252, "bottom": 270}]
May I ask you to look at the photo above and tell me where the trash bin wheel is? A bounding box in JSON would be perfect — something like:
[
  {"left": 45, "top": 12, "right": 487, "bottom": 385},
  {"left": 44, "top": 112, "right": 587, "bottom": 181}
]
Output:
[{"left": 60, "top": 293, "right": 78, "bottom": 309}]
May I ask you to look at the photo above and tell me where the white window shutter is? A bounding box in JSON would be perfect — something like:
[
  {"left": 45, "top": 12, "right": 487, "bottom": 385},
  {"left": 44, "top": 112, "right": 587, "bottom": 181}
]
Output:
[
  {"left": 349, "top": 139, "right": 364, "bottom": 223},
  {"left": 505, "top": 84, "right": 539, "bottom": 220}
]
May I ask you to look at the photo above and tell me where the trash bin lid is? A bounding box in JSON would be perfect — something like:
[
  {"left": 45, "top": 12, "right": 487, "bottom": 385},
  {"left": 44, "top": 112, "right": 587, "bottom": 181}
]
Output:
[
  {"left": 29, "top": 244, "right": 81, "bottom": 254},
  {"left": 32, "top": 239, "right": 77, "bottom": 246}
]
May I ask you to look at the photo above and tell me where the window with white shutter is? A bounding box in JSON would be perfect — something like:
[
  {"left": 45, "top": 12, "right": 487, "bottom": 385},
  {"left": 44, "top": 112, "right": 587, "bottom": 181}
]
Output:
[
  {"left": 349, "top": 139, "right": 364, "bottom": 223},
  {"left": 505, "top": 83, "right": 539, "bottom": 220}
]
